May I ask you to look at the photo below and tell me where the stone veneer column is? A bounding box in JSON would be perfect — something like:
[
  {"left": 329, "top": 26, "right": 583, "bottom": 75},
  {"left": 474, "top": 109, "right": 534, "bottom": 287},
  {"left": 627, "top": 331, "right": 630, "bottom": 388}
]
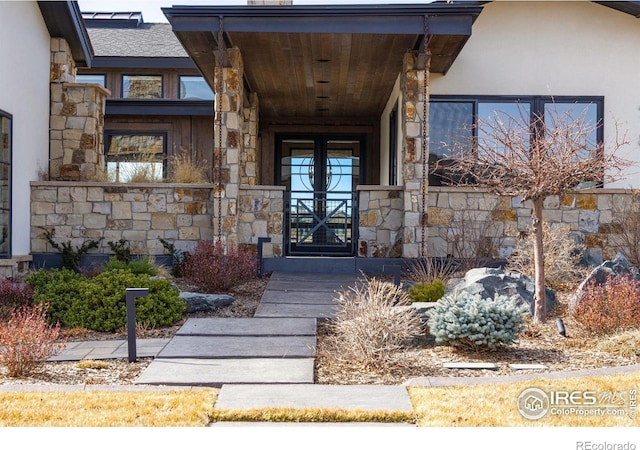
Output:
[
  {"left": 49, "top": 38, "right": 109, "bottom": 181},
  {"left": 401, "top": 52, "right": 429, "bottom": 258},
  {"left": 213, "top": 48, "right": 245, "bottom": 247},
  {"left": 241, "top": 92, "right": 259, "bottom": 185}
]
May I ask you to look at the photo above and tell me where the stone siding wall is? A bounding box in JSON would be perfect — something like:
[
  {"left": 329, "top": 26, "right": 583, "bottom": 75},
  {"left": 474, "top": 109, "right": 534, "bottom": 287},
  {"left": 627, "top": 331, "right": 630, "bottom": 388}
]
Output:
[
  {"left": 49, "top": 38, "right": 109, "bottom": 181},
  {"left": 428, "top": 186, "right": 639, "bottom": 264},
  {"left": 30, "top": 181, "right": 285, "bottom": 258},
  {"left": 357, "top": 186, "right": 403, "bottom": 258}
]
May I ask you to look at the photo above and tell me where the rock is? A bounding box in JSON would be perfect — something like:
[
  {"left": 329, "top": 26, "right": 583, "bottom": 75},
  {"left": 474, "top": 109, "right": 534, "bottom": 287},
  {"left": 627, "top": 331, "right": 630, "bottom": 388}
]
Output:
[
  {"left": 445, "top": 267, "right": 557, "bottom": 316},
  {"left": 179, "top": 292, "right": 234, "bottom": 313},
  {"left": 570, "top": 253, "right": 640, "bottom": 311}
]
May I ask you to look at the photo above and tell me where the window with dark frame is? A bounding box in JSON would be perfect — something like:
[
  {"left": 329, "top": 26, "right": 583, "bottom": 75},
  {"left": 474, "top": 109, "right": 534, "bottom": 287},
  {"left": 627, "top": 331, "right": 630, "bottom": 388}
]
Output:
[
  {"left": 0, "top": 110, "right": 11, "bottom": 258},
  {"left": 105, "top": 132, "right": 166, "bottom": 182},
  {"left": 122, "top": 75, "right": 163, "bottom": 99},
  {"left": 179, "top": 75, "right": 214, "bottom": 100},
  {"left": 428, "top": 96, "right": 604, "bottom": 186},
  {"left": 389, "top": 107, "right": 398, "bottom": 185}
]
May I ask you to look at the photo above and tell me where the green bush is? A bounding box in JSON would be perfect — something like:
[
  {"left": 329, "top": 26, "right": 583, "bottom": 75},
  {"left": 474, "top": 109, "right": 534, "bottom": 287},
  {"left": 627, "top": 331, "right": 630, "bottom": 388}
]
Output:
[
  {"left": 408, "top": 280, "right": 446, "bottom": 303},
  {"left": 25, "top": 269, "right": 84, "bottom": 326},
  {"left": 103, "top": 256, "right": 159, "bottom": 276},
  {"left": 427, "top": 292, "right": 527, "bottom": 351},
  {"left": 25, "top": 268, "right": 185, "bottom": 332}
]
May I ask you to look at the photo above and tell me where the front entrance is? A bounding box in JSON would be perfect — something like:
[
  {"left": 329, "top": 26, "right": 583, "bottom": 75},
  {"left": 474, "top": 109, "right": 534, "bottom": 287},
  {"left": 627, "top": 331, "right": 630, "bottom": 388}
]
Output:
[{"left": 277, "top": 134, "right": 363, "bottom": 256}]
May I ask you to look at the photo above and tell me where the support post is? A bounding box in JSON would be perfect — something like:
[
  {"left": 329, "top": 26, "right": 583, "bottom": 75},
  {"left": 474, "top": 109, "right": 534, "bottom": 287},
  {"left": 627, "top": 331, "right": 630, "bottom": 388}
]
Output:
[{"left": 126, "top": 288, "right": 149, "bottom": 363}]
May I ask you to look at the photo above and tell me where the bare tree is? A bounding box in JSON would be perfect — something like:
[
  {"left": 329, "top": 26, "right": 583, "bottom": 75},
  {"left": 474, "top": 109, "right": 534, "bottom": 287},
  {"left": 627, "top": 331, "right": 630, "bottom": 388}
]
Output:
[{"left": 435, "top": 105, "right": 630, "bottom": 323}]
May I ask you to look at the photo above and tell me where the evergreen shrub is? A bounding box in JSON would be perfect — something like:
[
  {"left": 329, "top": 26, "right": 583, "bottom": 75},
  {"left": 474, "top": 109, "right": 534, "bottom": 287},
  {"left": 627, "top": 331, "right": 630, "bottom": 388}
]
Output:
[{"left": 427, "top": 291, "right": 527, "bottom": 351}]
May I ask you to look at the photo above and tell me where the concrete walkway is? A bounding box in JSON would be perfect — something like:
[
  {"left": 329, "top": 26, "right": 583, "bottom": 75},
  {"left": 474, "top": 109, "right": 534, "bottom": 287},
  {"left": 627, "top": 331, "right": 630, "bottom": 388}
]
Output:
[{"left": 5, "top": 271, "right": 639, "bottom": 423}]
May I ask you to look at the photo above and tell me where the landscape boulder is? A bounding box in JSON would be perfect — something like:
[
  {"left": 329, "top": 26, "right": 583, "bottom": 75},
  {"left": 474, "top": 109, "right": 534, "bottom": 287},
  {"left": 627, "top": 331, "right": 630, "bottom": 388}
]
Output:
[
  {"left": 179, "top": 292, "right": 234, "bottom": 313},
  {"left": 570, "top": 253, "right": 640, "bottom": 311},
  {"left": 445, "top": 267, "right": 557, "bottom": 316}
]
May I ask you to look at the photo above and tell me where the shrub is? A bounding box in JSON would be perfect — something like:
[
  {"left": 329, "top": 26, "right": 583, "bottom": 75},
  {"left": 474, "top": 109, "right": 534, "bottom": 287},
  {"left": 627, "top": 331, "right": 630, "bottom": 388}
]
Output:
[
  {"left": 0, "top": 303, "right": 66, "bottom": 377},
  {"left": 406, "top": 257, "right": 457, "bottom": 285},
  {"left": 107, "top": 239, "right": 132, "bottom": 263},
  {"left": 408, "top": 279, "right": 446, "bottom": 303},
  {"left": 25, "top": 269, "right": 84, "bottom": 326},
  {"left": 181, "top": 241, "right": 257, "bottom": 292},
  {"left": 572, "top": 274, "right": 640, "bottom": 335},
  {"left": 0, "top": 278, "right": 34, "bottom": 321},
  {"left": 427, "top": 292, "right": 527, "bottom": 351},
  {"left": 159, "top": 238, "right": 186, "bottom": 277},
  {"left": 42, "top": 228, "right": 102, "bottom": 272},
  {"left": 26, "top": 269, "right": 185, "bottom": 332},
  {"left": 168, "top": 149, "right": 209, "bottom": 183},
  {"left": 506, "top": 221, "right": 589, "bottom": 290},
  {"left": 326, "top": 276, "right": 422, "bottom": 368},
  {"left": 103, "top": 256, "right": 159, "bottom": 276}
]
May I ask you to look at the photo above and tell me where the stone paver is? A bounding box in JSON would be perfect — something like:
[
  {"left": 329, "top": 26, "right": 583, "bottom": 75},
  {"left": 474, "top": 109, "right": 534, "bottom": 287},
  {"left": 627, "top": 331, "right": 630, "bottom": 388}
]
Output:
[
  {"left": 135, "top": 358, "right": 315, "bottom": 386},
  {"left": 214, "top": 384, "right": 414, "bottom": 413},
  {"left": 157, "top": 335, "right": 316, "bottom": 358},
  {"left": 443, "top": 362, "right": 498, "bottom": 370},
  {"left": 509, "top": 364, "right": 547, "bottom": 371},
  {"left": 177, "top": 317, "right": 316, "bottom": 336},
  {"left": 49, "top": 338, "right": 170, "bottom": 361},
  {"left": 260, "top": 290, "right": 338, "bottom": 305},
  {"left": 254, "top": 303, "right": 337, "bottom": 319}
]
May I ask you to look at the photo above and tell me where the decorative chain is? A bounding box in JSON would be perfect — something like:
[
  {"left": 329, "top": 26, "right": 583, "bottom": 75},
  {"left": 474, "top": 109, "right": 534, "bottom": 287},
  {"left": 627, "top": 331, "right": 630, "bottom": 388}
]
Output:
[
  {"left": 215, "top": 16, "right": 224, "bottom": 243},
  {"left": 420, "top": 15, "right": 429, "bottom": 258}
]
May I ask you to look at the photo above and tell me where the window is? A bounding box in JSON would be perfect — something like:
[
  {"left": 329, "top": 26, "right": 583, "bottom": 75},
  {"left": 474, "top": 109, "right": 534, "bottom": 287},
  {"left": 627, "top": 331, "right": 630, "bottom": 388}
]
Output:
[
  {"left": 428, "top": 96, "right": 603, "bottom": 185},
  {"left": 179, "top": 75, "right": 214, "bottom": 100},
  {"left": 388, "top": 107, "right": 398, "bottom": 185},
  {"left": 105, "top": 133, "right": 165, "bottom": 182},
  {"left": 0, "top": 110, "right": 11, "bottom": 257},
  {"left": 122, "top": 75, "right": 163, "bottom": 99},
  {"left": 76, "top": 74, "right": 106, "bottom": 87}
]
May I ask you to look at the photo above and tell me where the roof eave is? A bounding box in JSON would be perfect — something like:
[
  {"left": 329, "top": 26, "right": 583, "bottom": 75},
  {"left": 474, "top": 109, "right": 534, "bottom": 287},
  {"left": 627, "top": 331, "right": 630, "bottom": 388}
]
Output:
[{"left": 38, "top": 1, "right": 94, "bottom": 67}]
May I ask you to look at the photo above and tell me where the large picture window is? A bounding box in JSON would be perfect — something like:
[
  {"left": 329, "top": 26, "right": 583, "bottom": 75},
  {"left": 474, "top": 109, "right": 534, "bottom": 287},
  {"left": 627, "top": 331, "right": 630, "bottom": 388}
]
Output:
[
  {"left": 428, "top": 96, "right": 604, "bottom": 186},
  {"left": 105, "top": 133, "right": 166, "bottom": 182},
  {"left": 0, "top": 110, "right": 11, "bottom": 257},
  {"left": 76, "top": 74, "right": 106, "bottom": 88},
  {"left": 122, "top": 75, "right": 163, "bottom": 99}
]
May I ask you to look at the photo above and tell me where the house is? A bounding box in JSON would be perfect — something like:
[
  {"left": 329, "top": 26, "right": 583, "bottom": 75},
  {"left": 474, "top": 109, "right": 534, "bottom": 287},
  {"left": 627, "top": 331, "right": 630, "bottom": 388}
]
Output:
[
  {"left": 77, "top": 12, "right": 215, "bottom": 183},
  {"left": 2, "top": 1, "right": 640, "bottom": 276}
]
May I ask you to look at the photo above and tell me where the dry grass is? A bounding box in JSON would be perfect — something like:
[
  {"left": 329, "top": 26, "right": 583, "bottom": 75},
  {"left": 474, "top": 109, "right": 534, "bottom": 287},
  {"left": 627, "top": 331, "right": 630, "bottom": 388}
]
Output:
[
  {"left": 168, "top": 150, "right": 209, "bottom": 183},
  {"left": 409, "top": 372, "right": 640, "bottom": 427},
  {"left": 0, "top": 389, "right": 217, "bottom": 426},
  {"left": 324, "top": 276, "right": 422, "bottom": 369},
  {"left": 211, "top": 407, "right": 414, "bottom": 424},
  {"left": 506, "top": 221, "right": 590, "bottom": 290},
  {"left": 597, "top": 329, "right": 640, "bottom": 358}
]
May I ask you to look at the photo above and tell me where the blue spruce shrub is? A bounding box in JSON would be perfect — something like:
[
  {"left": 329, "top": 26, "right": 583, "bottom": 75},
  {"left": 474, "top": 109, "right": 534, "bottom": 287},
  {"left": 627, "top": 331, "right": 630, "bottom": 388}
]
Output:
[{"left": 427, "top": 291, "right": 527, "bottom": 351}]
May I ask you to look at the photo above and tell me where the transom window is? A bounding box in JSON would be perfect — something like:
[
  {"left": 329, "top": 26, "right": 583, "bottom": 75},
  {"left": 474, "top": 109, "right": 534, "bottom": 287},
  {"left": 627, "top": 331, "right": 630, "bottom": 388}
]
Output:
[
  {"left": 105, "top": 133, "right": 166, "bottom": 182},
  {"left": 76, "top": 74, "right": 106, "bottom": 87},
  {"left": 179, "top": 75, "right": 214, "bottom": 100},
  {"left": 0, "top": 110, "right": 11, "bottom": 257},
  {"left": 428, "top": 96, "right": 603, "bottom": 186},
  {"left": 122, "top": 75, "right": 163, "bottom": 99}
]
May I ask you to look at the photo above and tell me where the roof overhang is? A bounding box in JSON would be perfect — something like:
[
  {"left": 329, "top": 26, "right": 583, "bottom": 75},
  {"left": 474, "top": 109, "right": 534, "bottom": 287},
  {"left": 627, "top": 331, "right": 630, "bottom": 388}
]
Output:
[
  {"left": 38, "top": 1, "right": 94, "bottom": 67},
  {"left": 163, "top": 3, "right": 483, "bottom": 119}
]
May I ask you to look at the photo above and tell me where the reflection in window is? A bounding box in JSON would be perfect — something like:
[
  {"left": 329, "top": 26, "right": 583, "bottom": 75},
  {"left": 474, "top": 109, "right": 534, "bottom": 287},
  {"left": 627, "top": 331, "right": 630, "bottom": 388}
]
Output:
[
  {"left": 179, "top": 76, "right": 214, "bottom": 100},
  {"left": 122, "top": 75, "right": 162, "bottom": 99},
  {"left": 76, "top": 74, "right": 106, "bottom": 87},
  {"left": 428, "top": 97, "right": 603, "bottom": 186},
  {"left": 106, "top": 134, "right": 165, "bottom": 182},
  {"left": 0, "top": 111, "right": 10, "bottom": 257}
]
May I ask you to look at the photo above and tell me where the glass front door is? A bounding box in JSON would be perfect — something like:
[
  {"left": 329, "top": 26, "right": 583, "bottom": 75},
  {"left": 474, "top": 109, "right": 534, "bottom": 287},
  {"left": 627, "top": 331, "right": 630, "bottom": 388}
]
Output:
[{"left": 278, "top": 135, "right": 363, "bottom": 256}]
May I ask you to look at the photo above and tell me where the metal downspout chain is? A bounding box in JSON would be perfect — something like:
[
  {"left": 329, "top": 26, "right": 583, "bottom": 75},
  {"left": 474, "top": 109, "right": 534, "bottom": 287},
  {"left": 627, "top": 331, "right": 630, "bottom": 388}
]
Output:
[
  {"left": 215, "top": 16, "right": 224, "bottom": 243},
  {"left": 421, "top": 15, "right": 430, "bottom": 258}
]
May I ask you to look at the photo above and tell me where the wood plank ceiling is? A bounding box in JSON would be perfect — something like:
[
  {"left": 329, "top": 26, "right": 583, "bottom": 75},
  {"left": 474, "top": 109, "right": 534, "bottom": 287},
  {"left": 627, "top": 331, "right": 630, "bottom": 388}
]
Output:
[{"left": 175, "top": 29, "right": 468, "bottom": 120}]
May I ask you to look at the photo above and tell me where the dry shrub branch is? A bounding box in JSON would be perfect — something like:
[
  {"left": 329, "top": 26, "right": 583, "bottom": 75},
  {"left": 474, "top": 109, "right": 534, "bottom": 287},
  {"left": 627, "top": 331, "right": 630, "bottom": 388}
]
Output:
[{"left": 323, "top": 276, "right": 422, "bottom": 369}]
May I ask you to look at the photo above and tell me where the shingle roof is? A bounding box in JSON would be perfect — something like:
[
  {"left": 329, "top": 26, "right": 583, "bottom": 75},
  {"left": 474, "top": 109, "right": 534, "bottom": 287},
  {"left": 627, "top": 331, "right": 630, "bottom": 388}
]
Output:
[{"left": 85, "top": 22, "right": 189, "bottom": 58}]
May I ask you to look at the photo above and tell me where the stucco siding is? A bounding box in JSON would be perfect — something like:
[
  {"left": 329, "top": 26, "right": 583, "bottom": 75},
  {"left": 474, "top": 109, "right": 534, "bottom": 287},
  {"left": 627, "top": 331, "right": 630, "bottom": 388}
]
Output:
[
  {"left": 431, "top": 1, "right": 640, "bottom": 188},
  {"left": 0, "top": 2, "right": 51, "bottom": 256}
]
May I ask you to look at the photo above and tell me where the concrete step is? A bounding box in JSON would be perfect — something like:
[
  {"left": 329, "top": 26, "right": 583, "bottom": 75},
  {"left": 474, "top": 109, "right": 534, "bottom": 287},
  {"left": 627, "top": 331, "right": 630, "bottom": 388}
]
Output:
[
  {"left": 176, "top": 317, "right": 317, "bottom": 336},
  {"left": 135, "top": 358, "right": 315, "bottom": 386},
  {"left": 254, "top": 302, "right": 337, "bottom": 319},
  {"left": 214, "top": 384, "right": 414, "bottom": 413},
  {"left": 157, "top": 335, "right": 316, "bottom": 359}
]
